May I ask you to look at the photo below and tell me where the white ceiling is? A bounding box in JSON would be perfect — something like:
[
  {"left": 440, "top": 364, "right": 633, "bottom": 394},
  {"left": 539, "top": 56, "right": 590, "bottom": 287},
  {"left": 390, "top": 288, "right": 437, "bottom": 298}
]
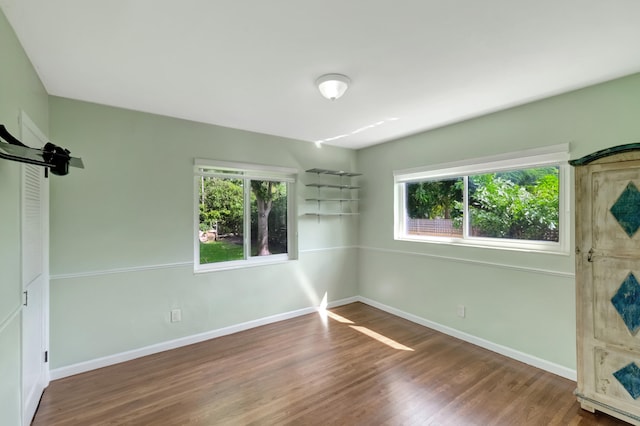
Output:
[{"left": 3, "top": 1, "right": 640, "bottom": 150}]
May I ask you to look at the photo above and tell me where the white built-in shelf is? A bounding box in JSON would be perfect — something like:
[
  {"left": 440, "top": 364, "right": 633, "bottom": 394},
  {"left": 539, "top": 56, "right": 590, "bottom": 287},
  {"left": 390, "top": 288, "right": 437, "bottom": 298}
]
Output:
[
  {"left": 305, "top": 168, "right": 361, "bottom": 217},
  {"left": 306, "top": 183, "right": 360, "bottom": 189},
  {"left": 306, "top": 168, "right": 362, "bottom": 177}
]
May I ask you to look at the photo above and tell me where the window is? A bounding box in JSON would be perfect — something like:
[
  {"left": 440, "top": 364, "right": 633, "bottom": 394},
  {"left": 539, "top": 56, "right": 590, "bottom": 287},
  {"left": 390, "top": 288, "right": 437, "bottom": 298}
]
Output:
[
  {"left": 194, "top": 159, "right": 297, "bottom": 272},
  {"left": 394, "top": 145, "right": 570, "bottom": 253}
]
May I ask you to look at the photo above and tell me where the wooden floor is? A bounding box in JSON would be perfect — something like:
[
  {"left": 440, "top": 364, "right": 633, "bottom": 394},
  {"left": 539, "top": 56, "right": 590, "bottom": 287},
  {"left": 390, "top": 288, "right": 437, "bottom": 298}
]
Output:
[{"left": 33, "top": 302, "right": 627, "bottom": 425}]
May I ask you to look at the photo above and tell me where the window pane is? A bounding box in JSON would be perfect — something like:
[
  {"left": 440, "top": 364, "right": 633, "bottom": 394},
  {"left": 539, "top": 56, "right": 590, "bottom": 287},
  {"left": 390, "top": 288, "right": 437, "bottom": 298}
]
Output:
[
  {"left": 468, "top": 167, "right": 559, "bottom": 241},
  {"left": 405, "top": 178, "right": 463, "bottom": 237},
  {"left": 198, "top": 177, "right": 245, "bottom": 264},
  {"left": 250, "top": 180, "right": 288, "bottom": 256}
]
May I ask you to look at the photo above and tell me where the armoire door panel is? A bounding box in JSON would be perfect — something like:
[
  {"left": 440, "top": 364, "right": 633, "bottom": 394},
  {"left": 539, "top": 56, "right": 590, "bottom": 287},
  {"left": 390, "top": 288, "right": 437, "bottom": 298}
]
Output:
[
  {"left": 592, "top": 169, "right": 640, "bottom": 252},
  {"left": 594, "top": 346, "right": 640, "bottom": 408},
  {"left": 592, "top": 259, "right": 640, "bottom": 349}
]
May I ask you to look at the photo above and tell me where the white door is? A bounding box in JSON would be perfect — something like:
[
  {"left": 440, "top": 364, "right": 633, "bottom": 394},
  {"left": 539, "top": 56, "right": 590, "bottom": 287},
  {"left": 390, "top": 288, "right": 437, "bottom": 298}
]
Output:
[{"left": 20, "top": 112, "right": 50, "bottom": 425}]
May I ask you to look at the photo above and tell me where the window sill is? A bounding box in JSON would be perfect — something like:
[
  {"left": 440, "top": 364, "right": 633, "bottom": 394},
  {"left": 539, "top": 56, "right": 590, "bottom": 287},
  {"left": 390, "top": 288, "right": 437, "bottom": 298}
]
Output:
[
  {"left": 395, "top": 234, "right": 570, "bottom": 256},
  {"left": 194, "top": 254, "right": 294, "bottom": 274}
]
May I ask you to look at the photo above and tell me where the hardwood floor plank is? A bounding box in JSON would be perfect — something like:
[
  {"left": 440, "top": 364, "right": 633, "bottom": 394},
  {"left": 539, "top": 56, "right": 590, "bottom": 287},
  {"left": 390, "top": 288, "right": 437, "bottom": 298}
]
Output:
[{"left": 33, "top": 302, "right": 627, "bottom": 425}]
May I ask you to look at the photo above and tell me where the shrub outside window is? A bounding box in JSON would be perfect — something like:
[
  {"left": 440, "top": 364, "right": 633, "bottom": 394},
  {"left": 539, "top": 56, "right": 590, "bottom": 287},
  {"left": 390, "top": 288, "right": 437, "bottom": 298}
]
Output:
[
  {"left": 394, "top": 145, "right": 570, "bottom": 254},
  {"left": 194, "top": 159, "right": 297, "bottom": 272}
]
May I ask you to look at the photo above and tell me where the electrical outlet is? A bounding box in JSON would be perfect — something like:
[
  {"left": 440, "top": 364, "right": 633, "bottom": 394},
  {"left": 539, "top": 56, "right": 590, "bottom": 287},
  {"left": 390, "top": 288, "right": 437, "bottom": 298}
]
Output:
[
  {"left": 171, "top": 309, "right": 182, "bottom": 323},
  {"left": 457, "top": 305, "right": 466, "bottom": 318}
]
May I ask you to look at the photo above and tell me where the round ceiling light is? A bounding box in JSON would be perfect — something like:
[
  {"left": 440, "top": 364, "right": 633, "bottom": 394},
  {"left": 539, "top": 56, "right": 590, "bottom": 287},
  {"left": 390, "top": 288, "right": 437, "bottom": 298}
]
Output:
[{"left": 316, "top": 74, "right": 350, "bottom": 101}]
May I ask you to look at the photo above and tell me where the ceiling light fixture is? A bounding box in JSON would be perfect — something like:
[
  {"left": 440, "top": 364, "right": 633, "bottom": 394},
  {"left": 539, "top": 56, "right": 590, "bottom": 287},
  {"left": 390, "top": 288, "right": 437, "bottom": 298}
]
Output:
[{"left": 316, "top": 74, "right": 350, "bottom": 101}]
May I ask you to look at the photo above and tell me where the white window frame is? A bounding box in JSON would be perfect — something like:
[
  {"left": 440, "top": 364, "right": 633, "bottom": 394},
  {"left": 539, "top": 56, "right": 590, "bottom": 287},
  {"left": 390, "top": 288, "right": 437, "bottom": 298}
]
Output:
[
  {"left": 194, "top": 159, "right": 298, "bottom": 273},
  {"left": 394, "top": 144, "right": 570, "bottom": 254}
]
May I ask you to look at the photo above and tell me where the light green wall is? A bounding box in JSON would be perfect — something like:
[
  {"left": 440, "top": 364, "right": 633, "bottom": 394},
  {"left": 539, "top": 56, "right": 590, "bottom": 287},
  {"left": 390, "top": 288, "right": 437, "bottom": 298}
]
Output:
[
  {"left": 48, "top": 97, "right": 359, "bottom": 368},
  {"left": 47, "top": 74, "right": 640, "bottom": 373},
  {"left": 0, "top": 8, "right": 49, "bottom": 426},
  {"left": 357, "top": 72, "right": 640, "bottom": 369}
]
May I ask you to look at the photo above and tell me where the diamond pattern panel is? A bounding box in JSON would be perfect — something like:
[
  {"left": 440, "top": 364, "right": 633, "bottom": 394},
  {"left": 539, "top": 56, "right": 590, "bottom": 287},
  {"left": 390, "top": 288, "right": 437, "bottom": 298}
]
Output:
[
  {"left": 611, "top": 273, "right": 640, "bottom": 335},
  {"left": 613, "top": 363, "right": 640, "bottom": 399},
  {"left": 610, "top": 182, "right": 640, "bottom": 238}
]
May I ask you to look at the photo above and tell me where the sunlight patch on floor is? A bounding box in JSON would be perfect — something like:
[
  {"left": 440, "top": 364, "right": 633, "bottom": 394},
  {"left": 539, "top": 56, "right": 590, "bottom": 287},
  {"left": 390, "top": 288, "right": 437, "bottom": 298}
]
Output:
[
  {"left": 325, "top": 310, "right": 355, "bottom": 324},
  {"left": 349, "top": 325, "right": 414, "bottom": 351},
  {"left": 317, "top": 296, "right": 413, "bottom": 351}
]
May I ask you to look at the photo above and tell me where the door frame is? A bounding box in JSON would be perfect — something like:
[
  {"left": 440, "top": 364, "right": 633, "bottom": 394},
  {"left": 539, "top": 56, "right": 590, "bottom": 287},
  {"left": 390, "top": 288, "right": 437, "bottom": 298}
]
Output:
[{"left": 20, "top": 111, "right": 50, "bottom": 425}]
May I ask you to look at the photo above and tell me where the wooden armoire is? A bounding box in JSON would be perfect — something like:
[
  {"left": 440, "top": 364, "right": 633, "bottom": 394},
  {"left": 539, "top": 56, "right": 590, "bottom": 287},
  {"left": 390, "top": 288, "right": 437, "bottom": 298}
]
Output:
[{"left": 571, "top": 144, "right": 640, "bottom": 425}]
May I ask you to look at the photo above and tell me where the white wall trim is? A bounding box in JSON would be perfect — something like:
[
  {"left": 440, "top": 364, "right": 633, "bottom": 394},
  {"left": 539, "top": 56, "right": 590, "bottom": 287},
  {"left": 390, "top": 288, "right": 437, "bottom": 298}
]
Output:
[
  {"left": 19, "top": 109, "right": 49, "bottom": 143},
  {"left": 0, "top": 303, "right": 22, "bottom": 335},
  {"left": 50, "top": 247, "right": 358, "bottom": 281},
  {"left": 359, "top": 245, "right": 575, "bottom": 279},
  {"left": 356, "top": 296, "right": 577, "bottom": 381},
  {"left": 50, "top": 261, "right": 193, "bottom": 281},
  {"left": 50, "top": 244, "right": 566, "bottom": 282},
  {"left": 50, "top": 296, "right": 358, "bottom": 380}
]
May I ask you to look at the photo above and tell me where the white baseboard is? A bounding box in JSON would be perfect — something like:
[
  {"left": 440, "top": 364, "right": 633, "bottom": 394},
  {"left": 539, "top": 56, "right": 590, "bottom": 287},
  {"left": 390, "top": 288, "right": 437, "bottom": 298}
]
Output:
[
  {"left": 355, "top": 296, "right": 577, "bottom": 381},
  {"left": 50, "top": 296, "right": 359, "bottom": 380},
  {"left": 50, "top": 294, "right": 575, "bottom": 382}
]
